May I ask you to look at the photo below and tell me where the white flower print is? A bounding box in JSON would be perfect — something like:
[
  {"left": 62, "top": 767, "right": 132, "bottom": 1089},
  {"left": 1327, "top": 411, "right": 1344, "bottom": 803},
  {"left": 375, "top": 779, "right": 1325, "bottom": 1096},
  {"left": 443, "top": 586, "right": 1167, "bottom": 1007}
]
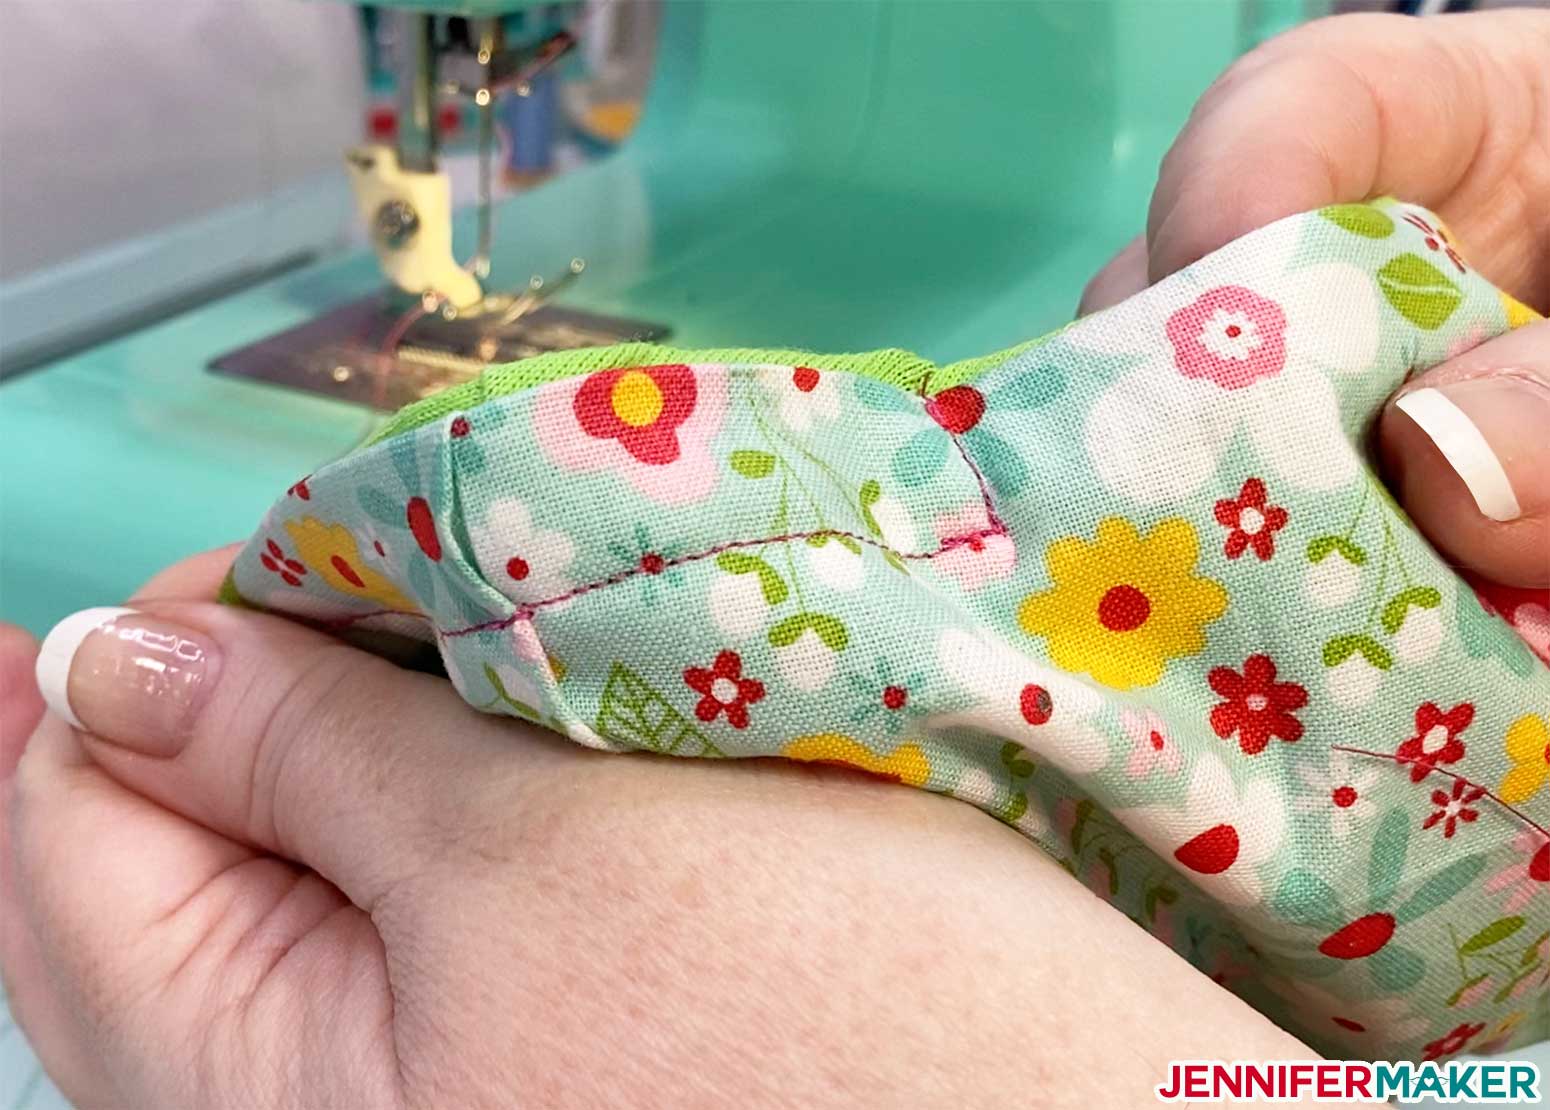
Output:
[
  {"left": 930, "top": 627, "right": 1108, "bottom": 775},
  {"left": 468, "top": 498, "right": 576, "bottom": 605},
  {"left": 1070, "top": 216, "right": 1379, "bottom": 504},
  {"left": 1122, "top": 709, "right": 1182, "bottom": 779},
  {"left": 1292, "top": 750, "right": 1380, "bottom": 840},
  {"left": 1119, "top": 754, "right": 1285, "bottom": 906},
  {"left": 760, "top": 364, "right": 842, "bottom": 432}
]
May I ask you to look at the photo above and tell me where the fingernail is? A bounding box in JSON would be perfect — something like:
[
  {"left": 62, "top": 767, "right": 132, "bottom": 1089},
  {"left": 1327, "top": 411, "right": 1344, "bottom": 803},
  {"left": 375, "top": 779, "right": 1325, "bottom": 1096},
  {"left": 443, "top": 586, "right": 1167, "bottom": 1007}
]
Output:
[
  {"left": 34, "top": 607, "right": 218, "bottom": 756},
  {"left": 1396, "top": 373, "right": 1550, "bottom": 523}
]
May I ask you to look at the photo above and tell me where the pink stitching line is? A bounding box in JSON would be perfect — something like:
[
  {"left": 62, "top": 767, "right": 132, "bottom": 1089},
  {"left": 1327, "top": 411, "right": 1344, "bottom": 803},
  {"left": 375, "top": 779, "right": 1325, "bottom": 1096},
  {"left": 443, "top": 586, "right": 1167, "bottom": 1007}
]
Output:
[
  {"left": 320, "top": 392, "right": 1009, "bottom": 639},
  {"left": 1330, "top": 744, "right": 1550, "bottom": 841}
]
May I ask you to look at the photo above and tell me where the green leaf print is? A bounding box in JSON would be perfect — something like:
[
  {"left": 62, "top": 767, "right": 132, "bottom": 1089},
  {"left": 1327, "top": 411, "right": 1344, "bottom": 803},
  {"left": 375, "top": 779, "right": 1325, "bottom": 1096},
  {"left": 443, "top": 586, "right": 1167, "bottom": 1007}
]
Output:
[
  {"left": 1320, "top": 204, "right": 1395, "bottom": 239},
  {"left": 768, "top": 612, "right": 849, "bottom": 651},
  {"left": 1394, "top": 855, "right": 1488, "bottom": 926},
  {"left": 994, "top": 366, "right": 1066, "bottom": 408},
  {"left": 716, "top": 551, "right": 789, "bottom": 605},
  {"left": 1306, "top": 535, "right": 1368, "bottom": 566},
  {"left": 1368, "top": 944, "right": 1427, "bottom": 992},
  {"left": 1495, "top": 968, "right": 1542, "bottom": 1004},
  {"left": 483, "top": 663, "right": 541, "bottom": 721},
  {"left": 357, "top": 485, "right": 402, "bottom": 528},
  {"left": 1003, "top": 792, "right": 1029, "bottom": 826},
  {"left": 1377, "top": 253, "right": 1463, "bottom": 330},
  {"left": 999, "top": 741, "right": 1034, "bottom": 777},
  {"left": 1380, "top": 586, "right": 1442, "bottom": 634},
  {"left": 730, "top": 450, "right": 776, "bottom": 479},
  {"left": 892, "top": 428, "right": 950, "bottom": 489},
  {"left": 1456, "top": 581, "right": 1536, "bottom": 677},
  {"left": 595, "top": 663, "right": 724, "bottom": 757},
  {"left": 1446, "top": 974, "right": 1489, "bottom": 1008},
  {"left": 1460, "top": 916, "right": 1526, "bottom": 954},
  {"left": 1322, "top": 634, "right": 1392, "bottom": 671},
  {"left": 1273, "top": 870, "right": 1345, "bottom": 928},
  {"left": 1523, "top": 933, "right": 1549, "bottom": 967},
  {"left": 1070, "top": 798, "right": 1095, "bottom": 854},
  {"left": 1097, "top": 846, "right": 1120, "bottom": 895},
  {"left": 1368, "top": 807, "right": 1410, "bottom": 910},
  {"left": 859, "top": 479, "right": 883, "bottom": 537}
]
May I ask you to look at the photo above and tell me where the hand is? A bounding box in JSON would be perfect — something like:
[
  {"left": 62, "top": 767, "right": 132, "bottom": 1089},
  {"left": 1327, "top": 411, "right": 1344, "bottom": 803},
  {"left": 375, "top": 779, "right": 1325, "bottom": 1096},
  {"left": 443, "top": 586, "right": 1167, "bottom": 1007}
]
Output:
[
  {"left": 1, "top": 549, "right": 1331, "bottom": 1109},
  {"left": 1080, "top": 9, "right": 1550, "bottom": 589}
]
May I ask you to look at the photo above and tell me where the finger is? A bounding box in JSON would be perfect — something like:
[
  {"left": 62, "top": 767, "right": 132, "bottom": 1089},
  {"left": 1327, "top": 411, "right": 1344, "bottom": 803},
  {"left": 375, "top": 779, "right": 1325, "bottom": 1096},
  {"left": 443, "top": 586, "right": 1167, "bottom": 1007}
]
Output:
[
  {"left": 0, "top": 625, "right": 44, "bottom": 776},
  {"left": 0, "top": 631, "right": 109, "bottom": 1103},
  {"left": 1146, "top": 10, "right": 1550, "bottom": 302},
  {"left": 1077, "top": 235, "right": 1148, "bottom": 317},
  {"left": 32, "top": 600, "right": 539, "bottom": 909},
  {"left": 132, "top": 543, "right": 241, "bottom": 601},
  {"left": 1379, "top": 320, "right": 1550, "bottom": 587},
  {"left": 6, "top": 705, "right": 390, "bottom": 1108}
]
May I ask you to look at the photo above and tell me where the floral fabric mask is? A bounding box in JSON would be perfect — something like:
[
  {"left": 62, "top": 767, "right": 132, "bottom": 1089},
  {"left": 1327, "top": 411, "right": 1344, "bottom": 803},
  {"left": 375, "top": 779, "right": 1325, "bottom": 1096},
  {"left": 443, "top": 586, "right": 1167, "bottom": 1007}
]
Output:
[{"left": 228, "top": 201, "right": 1550, "bottom": 1062}]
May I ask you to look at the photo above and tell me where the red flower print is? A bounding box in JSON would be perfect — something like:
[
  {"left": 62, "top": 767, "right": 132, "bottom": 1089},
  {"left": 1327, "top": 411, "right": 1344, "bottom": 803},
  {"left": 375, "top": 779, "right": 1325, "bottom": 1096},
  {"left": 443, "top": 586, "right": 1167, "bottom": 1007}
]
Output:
[
  {"left": 405, "top": 496, "right": 442, "bottom": 562},
  {"left": 1214, "top": 477, "right": 1288, "bottom": 561},
  {"left": 259, "top": 538, "right": 307, "bottom": 588},
  {"left": 1423, "top": 1022, "right": 1484, "bottom": 1062},
  {"left": 791, "top": 366, "right": 821, "bottom": 393},
  {"left": 573, "top": 364, "right": 697, "bottom": 465},
  {"left": 925, "top": 385, "right": 987, "bottom": 435},
  {"left": 683, "top": 650, "right": 765, "bottom": 730},
  {"left": 1395, "top": 701, "right": 1473, "bottom": 782},
  {"left": 449, "top": 415, "right": 471, "bottom": 438},
  {"left": 1402, "top": 212, "right": 1466, "bottom": 273},
  {"left": 1208, "top": 654, "right": 1307, "bottom": 755},
  {"left": 1422, "top": 778, "right": 1485, "bottom": 839},
  {"left": 1166, "top": 286, "right": 1287, "bottom": 391},
  {"left": 882, "top": 685, "right": 908, "bottom": 711},
  {"left": 286, "top": 476, "right": 312, "bottom": 500}
]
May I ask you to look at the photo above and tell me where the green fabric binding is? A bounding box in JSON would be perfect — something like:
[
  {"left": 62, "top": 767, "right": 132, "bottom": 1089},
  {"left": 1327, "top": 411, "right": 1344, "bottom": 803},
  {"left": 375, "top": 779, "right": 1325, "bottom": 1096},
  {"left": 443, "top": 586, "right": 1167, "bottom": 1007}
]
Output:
[{"left": 365, "top": 328, "right": 1068, "bottom": 448}]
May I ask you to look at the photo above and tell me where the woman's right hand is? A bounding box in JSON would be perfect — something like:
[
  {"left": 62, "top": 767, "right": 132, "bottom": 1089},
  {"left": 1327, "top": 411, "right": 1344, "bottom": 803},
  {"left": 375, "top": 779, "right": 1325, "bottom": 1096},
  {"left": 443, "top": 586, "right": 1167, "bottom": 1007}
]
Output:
[{"left": 1081, "top": 9, "right": 1550, "bottom": 593}]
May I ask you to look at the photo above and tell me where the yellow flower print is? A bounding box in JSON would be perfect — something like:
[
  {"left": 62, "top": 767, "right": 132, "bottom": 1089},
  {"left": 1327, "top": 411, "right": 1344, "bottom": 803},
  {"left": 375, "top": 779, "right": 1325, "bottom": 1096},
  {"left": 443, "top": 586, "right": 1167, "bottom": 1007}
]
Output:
[
  {"left": 283, "top": 517, "right": 418, "bottom": 613},
  {"left": 1500, "top": 713, "right": 1550, "bottom": 805},
  {"left": 1502, "top": 290, "right": 1542, "bottom": 331},
  {"left": 1017, "top": 517, "right": 1227, "bottom": 690},
  {"left": 782, "top": 733, "right": 930, "bottom": 787}
]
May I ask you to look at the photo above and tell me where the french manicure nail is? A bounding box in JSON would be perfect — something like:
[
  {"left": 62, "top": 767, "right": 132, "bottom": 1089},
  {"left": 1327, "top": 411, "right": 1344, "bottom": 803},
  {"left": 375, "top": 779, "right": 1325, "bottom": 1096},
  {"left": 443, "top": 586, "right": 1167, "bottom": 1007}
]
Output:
[
  {"left": 1396, "top": 373, "right": 1550, "bottom": 523},
  {"left": 34, "top": 607, "right": 218, "bottom": 756}
]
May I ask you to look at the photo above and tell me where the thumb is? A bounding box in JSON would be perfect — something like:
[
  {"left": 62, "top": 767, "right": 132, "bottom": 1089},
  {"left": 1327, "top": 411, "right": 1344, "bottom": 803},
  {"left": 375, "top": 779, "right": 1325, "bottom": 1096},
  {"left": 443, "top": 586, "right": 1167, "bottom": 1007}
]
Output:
[
  {"left": 31, "top": 600, "right": 512, "bottom": 908},
  {"left": 1379, "top": 318, "right": 1550, "bottom": 588}
]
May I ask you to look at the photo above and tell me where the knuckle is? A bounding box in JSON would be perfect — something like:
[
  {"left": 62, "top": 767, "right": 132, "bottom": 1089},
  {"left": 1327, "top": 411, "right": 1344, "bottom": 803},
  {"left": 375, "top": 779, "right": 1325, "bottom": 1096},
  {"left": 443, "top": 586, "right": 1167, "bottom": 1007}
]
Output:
[{"left": 221, "top": 642, "right": 368, "bottom": 852}]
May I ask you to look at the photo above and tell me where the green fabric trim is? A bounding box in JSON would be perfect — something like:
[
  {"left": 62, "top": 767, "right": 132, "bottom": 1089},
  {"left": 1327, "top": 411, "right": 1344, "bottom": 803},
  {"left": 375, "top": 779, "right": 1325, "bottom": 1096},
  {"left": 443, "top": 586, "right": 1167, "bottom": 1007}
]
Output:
[
  {"left": 217, "top": 569, "right": 257, "bottom": 609},
  {"left": 366, "top": 327, "right": 1066, "bottom": 447}
]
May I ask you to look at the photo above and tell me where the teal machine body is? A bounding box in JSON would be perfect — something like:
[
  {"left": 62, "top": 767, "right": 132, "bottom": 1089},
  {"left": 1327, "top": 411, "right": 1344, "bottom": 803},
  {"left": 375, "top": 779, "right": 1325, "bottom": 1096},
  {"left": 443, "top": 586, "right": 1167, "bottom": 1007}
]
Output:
[{"left": 0, "top": 1, "right": 1311, "bottom": 635}]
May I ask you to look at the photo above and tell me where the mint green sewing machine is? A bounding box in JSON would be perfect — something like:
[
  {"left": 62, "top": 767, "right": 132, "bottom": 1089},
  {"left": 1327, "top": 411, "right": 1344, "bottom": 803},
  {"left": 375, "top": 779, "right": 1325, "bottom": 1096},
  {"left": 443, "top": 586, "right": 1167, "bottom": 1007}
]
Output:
[{"left": 0, "top": 1, "right": 1313, "bottom": 638}]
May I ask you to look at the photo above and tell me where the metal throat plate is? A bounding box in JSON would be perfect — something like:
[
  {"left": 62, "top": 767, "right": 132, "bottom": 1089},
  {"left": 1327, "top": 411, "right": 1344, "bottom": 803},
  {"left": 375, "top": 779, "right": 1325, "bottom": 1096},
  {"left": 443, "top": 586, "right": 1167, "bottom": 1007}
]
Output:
[{"left": 209, "top": 296, "right": 671, "bottom": 411}]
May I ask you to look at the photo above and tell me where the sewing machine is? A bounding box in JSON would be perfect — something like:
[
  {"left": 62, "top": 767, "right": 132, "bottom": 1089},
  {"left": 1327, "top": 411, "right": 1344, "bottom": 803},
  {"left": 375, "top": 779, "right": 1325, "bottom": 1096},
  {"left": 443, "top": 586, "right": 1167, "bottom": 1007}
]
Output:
[
  {"left": 0, "top": 4, "right": 1317, "bottom": 1106},
  {"left": 0, "top": 0, "right": 1299, "bottom": 643}
]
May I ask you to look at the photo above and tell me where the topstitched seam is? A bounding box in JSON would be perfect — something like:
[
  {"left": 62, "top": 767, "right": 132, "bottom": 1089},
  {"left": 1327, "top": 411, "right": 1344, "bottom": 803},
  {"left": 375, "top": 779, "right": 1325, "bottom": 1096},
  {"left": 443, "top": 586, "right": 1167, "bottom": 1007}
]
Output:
[
  {"left": 1332, "top": 744, "right": 1550, "bottom": 841},
  {"left": 320, "top": 375, "right": 1008, "bottom": 640}
]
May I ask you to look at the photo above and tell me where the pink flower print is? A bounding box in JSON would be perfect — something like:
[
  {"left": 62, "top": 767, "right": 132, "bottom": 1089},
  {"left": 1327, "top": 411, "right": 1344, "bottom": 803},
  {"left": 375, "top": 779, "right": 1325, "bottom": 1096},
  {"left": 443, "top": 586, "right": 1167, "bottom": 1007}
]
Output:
[
  {"left": 533, "top": 363, "right": 727, "bottom": 505},
  {"left": 1122, "top": 709, "right": 1182, "bottom": 779},
  {"left": 1484, "top": 831, "right": 1550, "bottom": 913},
  {"left": 931, "top": 505, "right": 1015, "bottom": 591},
  {"left": 1166, "top": 286, "right": 1288, "bottom": 391},
  {"left": 1402, "top": 211, "right": 1466, "bottom": 273}
]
